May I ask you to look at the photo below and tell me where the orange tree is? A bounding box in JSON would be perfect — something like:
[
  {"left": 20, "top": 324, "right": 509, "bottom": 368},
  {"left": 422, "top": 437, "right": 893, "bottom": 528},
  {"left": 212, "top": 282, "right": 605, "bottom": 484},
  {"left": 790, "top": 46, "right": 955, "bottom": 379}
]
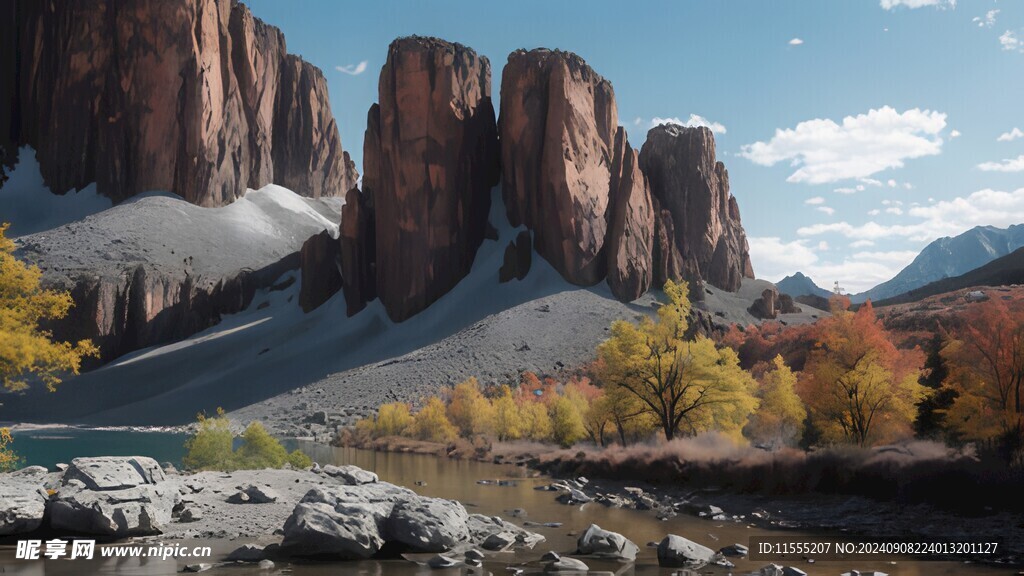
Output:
[{"left": 798, "top": 297, "right": 923, "bottom": 446}]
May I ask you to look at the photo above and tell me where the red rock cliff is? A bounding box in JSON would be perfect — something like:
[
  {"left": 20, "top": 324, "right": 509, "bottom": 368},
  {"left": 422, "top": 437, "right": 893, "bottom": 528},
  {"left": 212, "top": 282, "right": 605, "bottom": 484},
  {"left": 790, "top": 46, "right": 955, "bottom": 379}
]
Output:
[
  {"left": 0, "top": 0, "right": 357, "bottom": 206},
  {"left": 365, "top": 37, "right": 500, "bottom": 322}
]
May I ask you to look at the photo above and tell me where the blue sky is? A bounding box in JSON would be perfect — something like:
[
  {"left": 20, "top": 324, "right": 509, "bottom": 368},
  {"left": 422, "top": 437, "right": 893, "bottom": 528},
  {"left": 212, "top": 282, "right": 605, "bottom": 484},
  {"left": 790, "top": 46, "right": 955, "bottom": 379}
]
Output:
[{"left": 247, "top": 0, "right": 1024, "bottom": 292}]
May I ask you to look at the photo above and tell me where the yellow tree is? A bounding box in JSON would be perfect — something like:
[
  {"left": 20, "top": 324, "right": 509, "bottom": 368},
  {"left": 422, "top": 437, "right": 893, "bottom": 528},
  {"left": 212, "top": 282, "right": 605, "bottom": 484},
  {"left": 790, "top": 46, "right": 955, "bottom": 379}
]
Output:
[
  {"left": 799, "top": 299, "right": 923, "bottom": 446},
  {"left": 549, "top": 395, "right": 586, "bottom": 447},
  {"left": 409, "top": 397, "right": 458, "bottom": 443},
  {"left": 445, "top": 377, "right": 496, "bottom": 437},
  {"left": 596, "top": 280, "right": 758, "bottom": 441},
  {"left": 1, "top": 223, "right": 98, "bottom": 391},
  {"left": 492, "top": 385, "right": 523, "bottom": 441},
  {"left": 745, "top": 355, "right": 807, "bottom": 448},
  {"left": 0, "top": 428, "right": 20, "bottom": 472}
]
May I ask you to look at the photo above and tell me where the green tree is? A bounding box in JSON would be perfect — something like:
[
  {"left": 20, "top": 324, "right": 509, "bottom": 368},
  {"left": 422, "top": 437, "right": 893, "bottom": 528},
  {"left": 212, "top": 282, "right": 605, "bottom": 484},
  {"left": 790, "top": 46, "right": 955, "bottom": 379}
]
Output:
[
  {"left": 235, "top": 422, "right": 311, "bottom": 469},
  {"left": 745, "top": 355, "right": 806, "bottom": 448},
  {"left": 183, "top": 409, "right": 234, "bottom": 471},
  {"left": 596, "top": 280, "right": 758, "bottom": 440},
  {"left": 1, "top": 223, "right": 99, "bottom": 391}
]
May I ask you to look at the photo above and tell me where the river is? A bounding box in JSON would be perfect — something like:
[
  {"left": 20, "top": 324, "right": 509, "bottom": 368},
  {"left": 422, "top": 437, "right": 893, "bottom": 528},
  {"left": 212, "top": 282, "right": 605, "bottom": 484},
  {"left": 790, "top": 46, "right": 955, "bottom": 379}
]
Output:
[{"left": 0, "top": 431, "right": 1013, "bottom": 575}]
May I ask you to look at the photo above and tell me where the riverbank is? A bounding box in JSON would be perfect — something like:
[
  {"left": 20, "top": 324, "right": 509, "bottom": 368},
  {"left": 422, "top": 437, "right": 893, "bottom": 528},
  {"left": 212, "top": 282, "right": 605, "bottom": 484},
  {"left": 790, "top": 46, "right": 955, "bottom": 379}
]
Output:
[{"left": 333, "top": 433, "right": 1024, "bottom": 567}]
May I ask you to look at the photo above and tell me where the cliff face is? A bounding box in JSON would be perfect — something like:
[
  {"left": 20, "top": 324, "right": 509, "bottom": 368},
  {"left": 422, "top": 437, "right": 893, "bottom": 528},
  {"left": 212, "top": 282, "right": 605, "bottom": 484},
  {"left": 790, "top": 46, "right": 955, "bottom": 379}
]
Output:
[
  {"left": 365, "top": 37, "right": 500, "bottom": 322},
  {"left": 0, "top": 0, "right": 356, "bottom": 206},
  {"left": 499, "top": 49, "right": 618, "bottom": 286},
  {"left": 639, "top": 124, "right": 754, "bottom": 292}
]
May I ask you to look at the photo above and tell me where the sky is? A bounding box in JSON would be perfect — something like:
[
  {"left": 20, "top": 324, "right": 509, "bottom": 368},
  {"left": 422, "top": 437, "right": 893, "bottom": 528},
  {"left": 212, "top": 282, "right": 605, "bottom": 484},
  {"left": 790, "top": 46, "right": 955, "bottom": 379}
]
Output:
[{"left": 246, "top": 0, "right": 1024, "bottom": 293}]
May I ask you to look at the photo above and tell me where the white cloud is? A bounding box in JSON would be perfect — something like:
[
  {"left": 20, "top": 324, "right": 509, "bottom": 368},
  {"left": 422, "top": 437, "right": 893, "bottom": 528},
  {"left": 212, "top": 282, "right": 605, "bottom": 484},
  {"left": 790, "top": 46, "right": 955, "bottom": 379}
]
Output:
[
  {"left": 651, "top": 114, "right": 727, "bottom": 134},
  {"left": 974, "top": 9, "right": 999, "bottom": 28},
  {"left": 739, "top": 106, "right": 947, "bottom": 184},
  {"left": 805, "top": 196, "right": 826, "bottom": 205},
  {"left": 749, "top": 237, "right": 918, "bottom": 293},
  {"left": 860, "top": 178, "right": 884, "bottom": 187},
  {"left": 868, "top": 209, "right": 881, "bottom": 216},
  {"left": 851, "top": 240, "right": 876, "bottom": 248},
  {"left": 633, "top": 117, "right": 643, "bottom": 127},
  {"left": 949, "top": 129, "right": 961, "bottom": 139},
  {"left": 977, "top": 155, "right": 1024, "bottom": 172},
  {"left": 798, "top": 187, "right": 1024, "bottom": 242},
  {"left": 886, "top": 207, "right": 904, "bottom": 215},
  {"left": 1000, "top": 30, "right": 1024, "bottom": 53},
  {"left": 335, "top": 61, "right": 369, "bottom": 76},
  {"left": 789, "top": 38, "right": 804, "bottom": 46},
  {"left": 887, "top": 179, "right": 897, "bottom": 187},
  {"left": 817, "top": 206, "right": 836, "bottom": 215},
  {"left": 834, "top": 185, "right": 865, "bottom": 194},
  {"left": 880, "top": 0, "right": 955, "bottom": 9},
  {"left": 998, "top": 127, "right": 1024, "bottom": 142}
]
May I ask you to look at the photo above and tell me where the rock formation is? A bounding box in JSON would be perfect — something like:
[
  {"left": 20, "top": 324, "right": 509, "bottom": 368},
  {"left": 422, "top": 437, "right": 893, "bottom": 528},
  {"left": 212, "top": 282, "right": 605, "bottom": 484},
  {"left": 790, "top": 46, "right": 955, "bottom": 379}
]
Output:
[
  {"left": 606, "top": 128, "right": 654, "bottom": 301},
  {"left": 639, "top": 124, "right": 754, "bottom": 291},
  {"left": 499, "top": 231, "right": 533, "bottom": 283},
  {"left": 299, "top": 231, "right": 342, "bottom": 313},
  {"left": 0, "top": 0, "right": 356, "bottom": 206},
  {"left": 339, "top": 185, "right": 376, "bottom": 316},
  {"left": 365, "top": 37, "right": 500, "bottom": 322},
  {"left": 499, "top": 49, "right": 618, "bottom": 286}
]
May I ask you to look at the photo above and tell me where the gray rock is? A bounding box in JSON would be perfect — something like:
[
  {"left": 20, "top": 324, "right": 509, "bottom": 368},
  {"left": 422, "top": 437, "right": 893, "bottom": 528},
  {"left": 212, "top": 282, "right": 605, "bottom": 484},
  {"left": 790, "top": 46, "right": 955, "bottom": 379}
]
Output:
[
  {"left": 179, "top": 507, "right": 203, "bottom": 523},
  {"left": 541, "top": 551, "right": 561, "bottom": 561},
  {"left": 226, "top": 544, "right": 266, "bottom": 562},
  {"left": 576, "top": 523, "right": 639, "bottom": 560},
  {"left": 229, "top": 485, "right": 279, "bottom": 504},
  {"left": 465, "top": 549, "right": 485, "bottom": 561},
  {"left": 467, "top": 514, "right": 545, "bottom": 549},
  {"left": 48, "top": 456, "right": 178, "bottom": 537},
  {"left": 183, "top": 564, "right": 212, "bottom": 573},
  {"left": 321, "top": 465, "right": 379, "bottom": 485},
  {"left": 427, "top": 554, "right": 461, "bottom": 568},
  {"left": 281, "top": 501, "right": 386, "bottom": 559},
  {"left": 657, "top": 534, "right": 716, "bottom": 568},
  {"left": 719, "top": 543, "right": 749, "bottom": 557},
  {"left": 482, "top": 531, "right": 516, "bottom": 551},
  {"left": 387, "top": 497, "right": 470, "bottom": 552},
  {"left": 257, "top": 560, "right": 275, "bottom": 570},
  {"left": 0, "top": 469, "right": 48, "bottom": 536},
  {"left": 544, "top": 556, "right": 590, "bottom": 572}
]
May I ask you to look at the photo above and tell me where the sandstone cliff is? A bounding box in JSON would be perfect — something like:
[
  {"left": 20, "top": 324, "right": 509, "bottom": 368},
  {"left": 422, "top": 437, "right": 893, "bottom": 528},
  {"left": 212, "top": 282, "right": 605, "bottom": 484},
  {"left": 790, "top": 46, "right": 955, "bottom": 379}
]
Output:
[
  {"left": 0, "top": 0, "right": 356, "bottom": 206},
  {"left": 639, "top": 124, "right": 754, "bottom": 292},
  {"left": 365, "top": 37, "right": 500, "bottom": 322}
]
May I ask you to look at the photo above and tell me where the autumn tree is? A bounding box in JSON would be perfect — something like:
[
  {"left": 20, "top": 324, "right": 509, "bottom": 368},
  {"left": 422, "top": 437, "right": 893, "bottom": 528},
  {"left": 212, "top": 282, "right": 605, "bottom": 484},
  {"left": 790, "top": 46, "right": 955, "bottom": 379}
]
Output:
[
  {"left": 446, "top": 377, "right": 496, "bottom": 437},
  {"left": 940, "top": 299, "right": 1024, "bottom": 442},
  {"left": 744, "top": 355, "right": 806, "bottom": 448},
  {"left": 1, "top": 223, "right": 99, "bottom": 391},
  {"left": 550, "top": 396, "right": 587, "bottom": 447},
  {"left": 409, "top": 397, "right": 458, "bottom": 443},
  {"left": 0, "top": 428, "right": 21, "bottom": 472},
  {"left": 596, "top": 280, "right": 758, "bottom": 440},
  {"left": 492, "top": 386, "right": 523, "bottom": 441},
  {"left": 799, "top": 298, "right": 922, "bottom": 446}
]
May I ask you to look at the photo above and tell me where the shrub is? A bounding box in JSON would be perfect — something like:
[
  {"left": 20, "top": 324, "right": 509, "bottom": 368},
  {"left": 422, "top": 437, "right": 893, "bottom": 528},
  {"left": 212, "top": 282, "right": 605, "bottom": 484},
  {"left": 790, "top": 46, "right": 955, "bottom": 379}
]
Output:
[
  {"left": 550, "top": 396, "right": 587, "bottom": 447},
  {"left": 183, "top": 410, "right": 311, "bottom": 471},
  {"left": 0, "top": 428, "right": 21, "bottom": 472}
]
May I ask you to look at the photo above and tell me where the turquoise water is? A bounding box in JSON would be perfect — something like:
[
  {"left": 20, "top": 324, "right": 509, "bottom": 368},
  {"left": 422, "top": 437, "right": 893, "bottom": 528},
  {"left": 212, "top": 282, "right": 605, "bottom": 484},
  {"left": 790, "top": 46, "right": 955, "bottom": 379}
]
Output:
[{"left": 9, "top": 428, "right": 189, "bottom": 469}]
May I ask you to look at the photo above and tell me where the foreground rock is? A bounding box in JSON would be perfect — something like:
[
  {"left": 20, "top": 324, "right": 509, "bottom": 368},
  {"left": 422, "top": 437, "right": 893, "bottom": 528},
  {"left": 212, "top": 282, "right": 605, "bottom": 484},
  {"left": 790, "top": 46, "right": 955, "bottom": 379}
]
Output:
[
  {"left": 0, "top": 466, "right": 50, "bottom": 535},
  {"left": 639, "top": 124, "right": 754, "bottom": 292},
  {"left": 281, "top": 481, "right": 543, "bottom": 558},
  {"left": 656, "top": 534, "right": 717, "bottom": 567},
  {"left": 0, "top": 0, "right": 357, "bottom": 206},
  {"left": 49, "top": 457, "right": 178, "bottom": 537},
  {"left": 576, "top": 523, "right": 639, "bottom": 560},
  {"left": 367, "top": 37, "right": 500, "bottom": 322}
]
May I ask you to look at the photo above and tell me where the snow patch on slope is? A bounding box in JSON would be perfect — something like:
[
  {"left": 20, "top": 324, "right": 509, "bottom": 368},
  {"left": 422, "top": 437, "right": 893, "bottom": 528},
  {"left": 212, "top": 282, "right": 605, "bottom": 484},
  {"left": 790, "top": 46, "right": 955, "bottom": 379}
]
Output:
[{"left": 0, "top": 147, "right": 112, "bottom": 237}]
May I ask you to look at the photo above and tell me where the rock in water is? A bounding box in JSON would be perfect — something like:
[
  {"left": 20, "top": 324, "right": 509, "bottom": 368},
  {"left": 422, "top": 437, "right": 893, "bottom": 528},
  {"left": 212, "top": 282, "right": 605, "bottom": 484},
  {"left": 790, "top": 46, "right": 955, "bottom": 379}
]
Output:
[
  {"left": 282, "top": 501, "right": 387, "bottom": 559},
  {"left": 639, "top": 124, "right": 754, "bottom": 291},
  {"left": 543, "top": 556, "right": 590, "bottom": 573},
  {"left": 366, "top": 37, "right": 500, "bottom": 322},
  {"left": 319, "top": 465, "right": 379, "bottom": 485},
  {"left": 299, "top": 230, "right": 343, "bottom": 312},
  {"left": 500, "top": 48, "right": 617, "bottom": 287},
  {"left": 1, "top": 0, "right": 356, "bottom": 206},
  {"left": 48, "top": 457, "right": 178, "bottom": 537},
  {"left": 576, "top": 523, "right": 640, "bottom": 560},
  {"left": 656, "top": 534, "right": 716, "bottom": 568}
]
